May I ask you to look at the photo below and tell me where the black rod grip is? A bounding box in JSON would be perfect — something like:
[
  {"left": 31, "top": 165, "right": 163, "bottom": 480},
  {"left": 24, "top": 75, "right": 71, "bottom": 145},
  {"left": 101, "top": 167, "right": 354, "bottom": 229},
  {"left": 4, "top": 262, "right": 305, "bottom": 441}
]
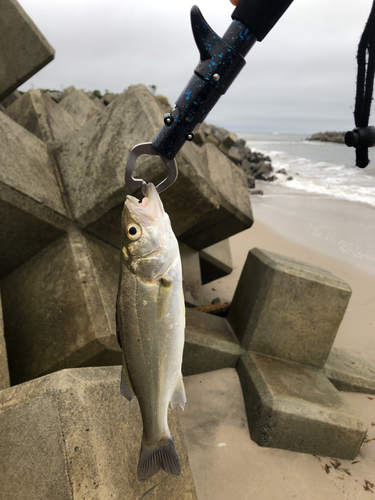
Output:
[{"left": 232, "top": 0, "right": 294, "bottom": 41}]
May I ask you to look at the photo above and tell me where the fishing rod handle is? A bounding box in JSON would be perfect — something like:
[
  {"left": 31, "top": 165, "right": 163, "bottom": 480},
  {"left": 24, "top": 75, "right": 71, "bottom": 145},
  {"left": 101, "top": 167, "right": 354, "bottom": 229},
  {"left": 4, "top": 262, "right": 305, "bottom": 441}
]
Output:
[
  {"left": 232, "top": 0, "right": 294, "bottom": 41},
  {"left": 152, "top": 0, "right": 294, "bottom": 160}
]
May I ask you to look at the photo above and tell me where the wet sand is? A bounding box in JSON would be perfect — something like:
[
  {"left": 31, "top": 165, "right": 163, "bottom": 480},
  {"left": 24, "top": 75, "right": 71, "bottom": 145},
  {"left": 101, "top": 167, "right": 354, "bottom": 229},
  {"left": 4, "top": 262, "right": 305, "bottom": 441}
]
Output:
[{"left": 181, "top": 191, "right": 375, "bottom": 499}]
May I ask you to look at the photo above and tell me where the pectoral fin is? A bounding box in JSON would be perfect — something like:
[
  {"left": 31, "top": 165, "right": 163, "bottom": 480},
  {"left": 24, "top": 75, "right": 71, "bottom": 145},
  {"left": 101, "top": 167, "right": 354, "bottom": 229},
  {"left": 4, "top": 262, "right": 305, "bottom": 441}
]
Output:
[
  {"left": 120, "top": 356, "right": 136, "bottom": 402},
  {"left": 170, "top": 375, "right": 186, "bottom": 410},
  {"left": 156, "top": 278, "right": 173, "bottom": 321}
]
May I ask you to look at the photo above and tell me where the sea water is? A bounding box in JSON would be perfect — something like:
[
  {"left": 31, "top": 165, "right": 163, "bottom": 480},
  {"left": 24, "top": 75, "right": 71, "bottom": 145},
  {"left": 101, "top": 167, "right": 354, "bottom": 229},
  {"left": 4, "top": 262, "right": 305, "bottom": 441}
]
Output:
[
  {"left": 239, "top": 132, "right": 375, "bottom": 274},
  {"left": 241, "top": 132, "right": 375, "bottom": 208}
]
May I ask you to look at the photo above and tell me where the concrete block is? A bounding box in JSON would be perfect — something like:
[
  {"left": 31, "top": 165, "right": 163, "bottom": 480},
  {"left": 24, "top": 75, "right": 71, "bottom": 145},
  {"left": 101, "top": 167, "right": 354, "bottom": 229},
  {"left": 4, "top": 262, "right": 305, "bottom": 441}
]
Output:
[
  {"left": 192, "top": 123, "right": 206, "bottom": 146},
  {"left": 211, "top": 126, "right": 228, "bottom": 142},
  {"left": 56, "top": 84, "right": 222, "bottom": 247},
  {"left": 228, "top": 248, "right": 352, "bottom": 368},
  {"left": 0, "top": 109, "right": 67, "bottom": 216},
  {"left": 0, "top": 90, "right": 21, "bottom": 109},
  {"left": 200, "top": 122, "right": 212, "bottom": 135},
  {"left": 59, "top": 85, "right": 75, "bottom": 101},
  {"left": 324, "top": 347, "right": 375, "bottom": 394},
  {"left": 5, "top": 89, "right": 80, "bottom": 143},
  {"left": 179, "top": 242, "right": 204, "bottom": 307},
  {"left": 0, "top": 289, "right": 10, "bottom": 391},
  {"left": 235, "top": 138, "right": 246, "bottom": 148},
  {"left": 237, "top": 351, "right": 367, "bottom": 460},
  {"left": 0, "top": 366, "right": 197, "bottom": 499},
  {"left": 1, "top": 228, "right": 121, "bottom": 385},
  {"left": 204, "top": 134, "right": 220, "bottom": 147},
  {"left": 83, "top": 140, "right": 222, "bottom": 250},
  {"left": 221, "top": 131, "right": 238, "bottom": 149},
  {"left": 200, "top": 238, "right": 233, "bottom": 284},
  {"left": 183, "top": 308, "right": 243, "bottom": 376},
  {"left": 0, "top": 111, "right": 69, "bottom": 278},
  {"left": 59, "top": 88, "right": 102, "bottom": 128},
  {"left": 179, "top": 143, "right": 254, "bottom": 250},
  {"left": 103, "top": 92, "right": 118, "bottom": 105},
  {"left": 45, "top": 90, "right": 61, "bottom": 102},
  {"left": 227, "top": 145, "right": 249, "bottom": 164},
  {"left": 0, "top": 0, "right": 54, "bottom": 100}
]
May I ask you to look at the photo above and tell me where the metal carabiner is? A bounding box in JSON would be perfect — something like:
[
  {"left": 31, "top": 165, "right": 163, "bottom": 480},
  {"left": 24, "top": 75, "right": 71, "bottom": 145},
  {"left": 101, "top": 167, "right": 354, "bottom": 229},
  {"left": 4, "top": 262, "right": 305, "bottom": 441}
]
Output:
[{"left": 125, "top": 142, "right": 178, "bottom": 196}]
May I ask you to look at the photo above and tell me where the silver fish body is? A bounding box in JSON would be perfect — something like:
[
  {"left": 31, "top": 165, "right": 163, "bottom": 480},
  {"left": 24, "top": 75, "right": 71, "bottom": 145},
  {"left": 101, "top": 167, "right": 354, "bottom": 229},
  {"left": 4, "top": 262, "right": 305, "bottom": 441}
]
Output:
[{"left": 116, "top": 183, "right": 186, "bottom": 482}]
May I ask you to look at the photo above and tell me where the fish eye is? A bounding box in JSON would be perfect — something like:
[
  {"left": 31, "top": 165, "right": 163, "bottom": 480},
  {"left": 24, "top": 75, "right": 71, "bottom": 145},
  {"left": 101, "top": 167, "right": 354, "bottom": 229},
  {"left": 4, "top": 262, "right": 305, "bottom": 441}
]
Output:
[{"left": 125, "top": 223, "right": 142, "bottom": 241}]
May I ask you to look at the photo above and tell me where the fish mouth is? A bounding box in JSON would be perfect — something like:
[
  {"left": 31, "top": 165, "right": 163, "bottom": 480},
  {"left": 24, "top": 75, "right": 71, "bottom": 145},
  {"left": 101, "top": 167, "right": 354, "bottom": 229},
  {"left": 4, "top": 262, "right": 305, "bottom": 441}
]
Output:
[{"left": 125, "top": 184, "right": 165, "bottom": 225}]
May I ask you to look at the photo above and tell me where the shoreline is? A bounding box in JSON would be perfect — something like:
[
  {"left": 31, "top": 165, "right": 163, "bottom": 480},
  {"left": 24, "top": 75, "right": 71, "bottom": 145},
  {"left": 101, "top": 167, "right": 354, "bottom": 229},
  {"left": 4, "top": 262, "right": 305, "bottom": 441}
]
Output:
[{"left": 251, "top": 184, "right": 375, "bottom": 275}]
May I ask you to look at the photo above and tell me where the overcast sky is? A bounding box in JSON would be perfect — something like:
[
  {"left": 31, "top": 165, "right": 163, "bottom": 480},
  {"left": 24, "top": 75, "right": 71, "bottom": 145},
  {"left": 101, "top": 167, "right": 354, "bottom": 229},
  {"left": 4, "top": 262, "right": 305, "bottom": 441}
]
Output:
[{"left": 18, "top": 0, "right": 375, "bottom": 133}]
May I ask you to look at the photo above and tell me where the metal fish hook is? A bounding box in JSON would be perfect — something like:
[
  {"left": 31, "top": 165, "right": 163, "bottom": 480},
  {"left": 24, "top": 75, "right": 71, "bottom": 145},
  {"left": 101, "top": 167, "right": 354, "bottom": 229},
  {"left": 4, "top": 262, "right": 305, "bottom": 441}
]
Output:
[{"left": 125, "top": 142, "right": 178, "bottom": 195}]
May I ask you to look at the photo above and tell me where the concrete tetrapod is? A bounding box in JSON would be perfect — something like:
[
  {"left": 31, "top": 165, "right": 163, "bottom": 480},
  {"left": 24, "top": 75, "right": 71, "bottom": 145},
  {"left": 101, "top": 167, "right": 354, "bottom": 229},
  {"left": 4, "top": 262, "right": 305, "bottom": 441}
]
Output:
[
  {"left": 54, "top": 84, "right": 252, "bottom": 250},
  {"left": 199, "top": 238, "right": 233, "bottom": 285},
  {"left": 1, "top": 228, "right": 121, "bottom": 385},
  {"left": 180, "top": 239, "right": 234, "bottom": 306},
  {"left": 59, "top": 88, "right": 103, "bottom": 128},
  {"left": 228, "top": 248, "right": 352, "bottom": 368},
  {"left": 183, "top": 308, "right": 243, "bottom": 376},
  {"left": 1, "top": 224, "right": 238, "bottom": 385},
  {"left": 0, "top": 111, "right": 69, "bottom": 279},
  {"left": 0, "top": 0, "right": 54, "bottom": 100},
  {"left": 324, "top": 347, "right": 375, "bottom": 394},
  {"left": 0, "top": 366, "right": 197, "bottom": 499},
  {"left": 5, "top": 89, "right": 80, "bottom": 143},
  {"left": 237, "top": 351, "right": 367, "bottom": 460}
]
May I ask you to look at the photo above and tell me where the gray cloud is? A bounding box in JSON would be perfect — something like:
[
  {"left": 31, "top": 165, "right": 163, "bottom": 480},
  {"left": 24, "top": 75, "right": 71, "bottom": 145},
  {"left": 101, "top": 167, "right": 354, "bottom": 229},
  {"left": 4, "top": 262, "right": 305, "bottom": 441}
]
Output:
[{"left": 18, "top": 0, "right": 374, "bottom": 133}]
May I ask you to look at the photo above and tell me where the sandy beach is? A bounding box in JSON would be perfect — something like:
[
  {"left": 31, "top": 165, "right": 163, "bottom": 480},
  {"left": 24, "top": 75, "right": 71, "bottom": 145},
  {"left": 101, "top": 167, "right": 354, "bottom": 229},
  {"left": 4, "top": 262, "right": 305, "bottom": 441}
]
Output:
[{"left": 180, "top": 188, "right": 375, "bottom": 499}]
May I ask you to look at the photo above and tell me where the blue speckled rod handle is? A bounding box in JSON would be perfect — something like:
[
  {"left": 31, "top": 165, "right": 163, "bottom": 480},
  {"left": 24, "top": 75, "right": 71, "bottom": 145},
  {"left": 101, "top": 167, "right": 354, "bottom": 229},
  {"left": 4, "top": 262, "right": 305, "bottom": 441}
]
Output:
[
  {"left": 152, "top": 5, "right": 256, "bottom": 160},
  {"left": 152, "top": 0, "right": 294, "bottom": 160},
  {"left": 232, "top": 0, "right": 294, "bottom": 42}
]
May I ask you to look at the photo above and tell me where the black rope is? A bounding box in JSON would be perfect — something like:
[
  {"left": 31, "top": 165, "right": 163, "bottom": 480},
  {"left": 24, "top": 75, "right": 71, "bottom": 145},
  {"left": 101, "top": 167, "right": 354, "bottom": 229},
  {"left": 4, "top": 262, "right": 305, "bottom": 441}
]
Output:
[{"left": 354, "top": 0, "right": 375, "bottom": 167}]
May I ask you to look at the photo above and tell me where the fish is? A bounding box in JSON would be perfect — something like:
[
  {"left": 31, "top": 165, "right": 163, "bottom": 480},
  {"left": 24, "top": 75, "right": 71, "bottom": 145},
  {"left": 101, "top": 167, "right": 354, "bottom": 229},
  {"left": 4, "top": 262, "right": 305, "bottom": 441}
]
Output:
[{"left": 116, "top": 182, "right": 186, "bottom": 483}]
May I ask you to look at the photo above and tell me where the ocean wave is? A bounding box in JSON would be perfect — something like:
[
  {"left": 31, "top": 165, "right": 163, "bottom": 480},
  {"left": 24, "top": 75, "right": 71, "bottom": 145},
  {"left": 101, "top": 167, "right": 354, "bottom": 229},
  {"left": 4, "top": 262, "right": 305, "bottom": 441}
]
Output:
[
  {"left": 278, "top": 177, "right": 375, "bottom": 207},
  {"left": 250, "top": 146, "right": 375, "bottom": 207}
]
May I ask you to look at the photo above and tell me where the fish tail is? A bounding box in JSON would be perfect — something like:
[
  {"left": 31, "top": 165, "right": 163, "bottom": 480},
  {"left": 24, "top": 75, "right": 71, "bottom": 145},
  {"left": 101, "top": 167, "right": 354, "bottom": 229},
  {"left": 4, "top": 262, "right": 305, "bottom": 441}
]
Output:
[{"left": 137, "top": 435, "right": 181, "bottom": 483}]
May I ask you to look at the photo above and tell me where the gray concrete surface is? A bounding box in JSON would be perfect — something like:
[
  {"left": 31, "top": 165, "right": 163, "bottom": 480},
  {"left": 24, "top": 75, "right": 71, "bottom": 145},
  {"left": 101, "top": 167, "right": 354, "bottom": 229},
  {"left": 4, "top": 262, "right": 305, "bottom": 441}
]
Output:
[
  {"left": 199, "top": 238, "right": 233, "bottom": 285},
  {"left": 5, "top": 89, "right": 79, "bottom": 143},
  {"left": 324, "top": 347, "right": 375, "bottom": 394},
  {"left": 0, "top": 110, "right": 70, "bottom": 278},
  {"left": 0, "top": 0, "right": 54, "bottom": 100},
  {"left": 183, "top": 308, "right": 243, "bottom": 376},
  {"left": 237, "top": 351, "right": 366, "bottom": 460},
  {"left": 1, "top": 228, "right": 121, "bottom": 384},
  {"left": 179, "top": 368, "right": 375, "bottom": 500},
  {"left": 0, "top": 289, "right": 10, "bottom": 390},
  {"left": 0, "top": 366, "right": 197, "bottom": 499},
  {"left": 55, "top": 84, "right": 220, "bottom": 240},
  {"left": 0, "top": 90, "right": 20, "bottom": 108},
  {"left": 0, "top": 109, "right": 67, "bottom": 216},
  {"left": 59, "top": 88, "right": 103, "bottom": 128},
  {"left": 59, "top": 85, "right": 75, "bottom": 101},
  {"left": 228, "top": 248, "right": 352, "bottom": 368},
  {"left": 179, "top": 242, "right": 204, "bottom": 307},
  {"left": 0, "top": 196, "right": 67, "bottom": 280},
  {"left": 180, "top": 143, "right": 254, "bottom": 250}
]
